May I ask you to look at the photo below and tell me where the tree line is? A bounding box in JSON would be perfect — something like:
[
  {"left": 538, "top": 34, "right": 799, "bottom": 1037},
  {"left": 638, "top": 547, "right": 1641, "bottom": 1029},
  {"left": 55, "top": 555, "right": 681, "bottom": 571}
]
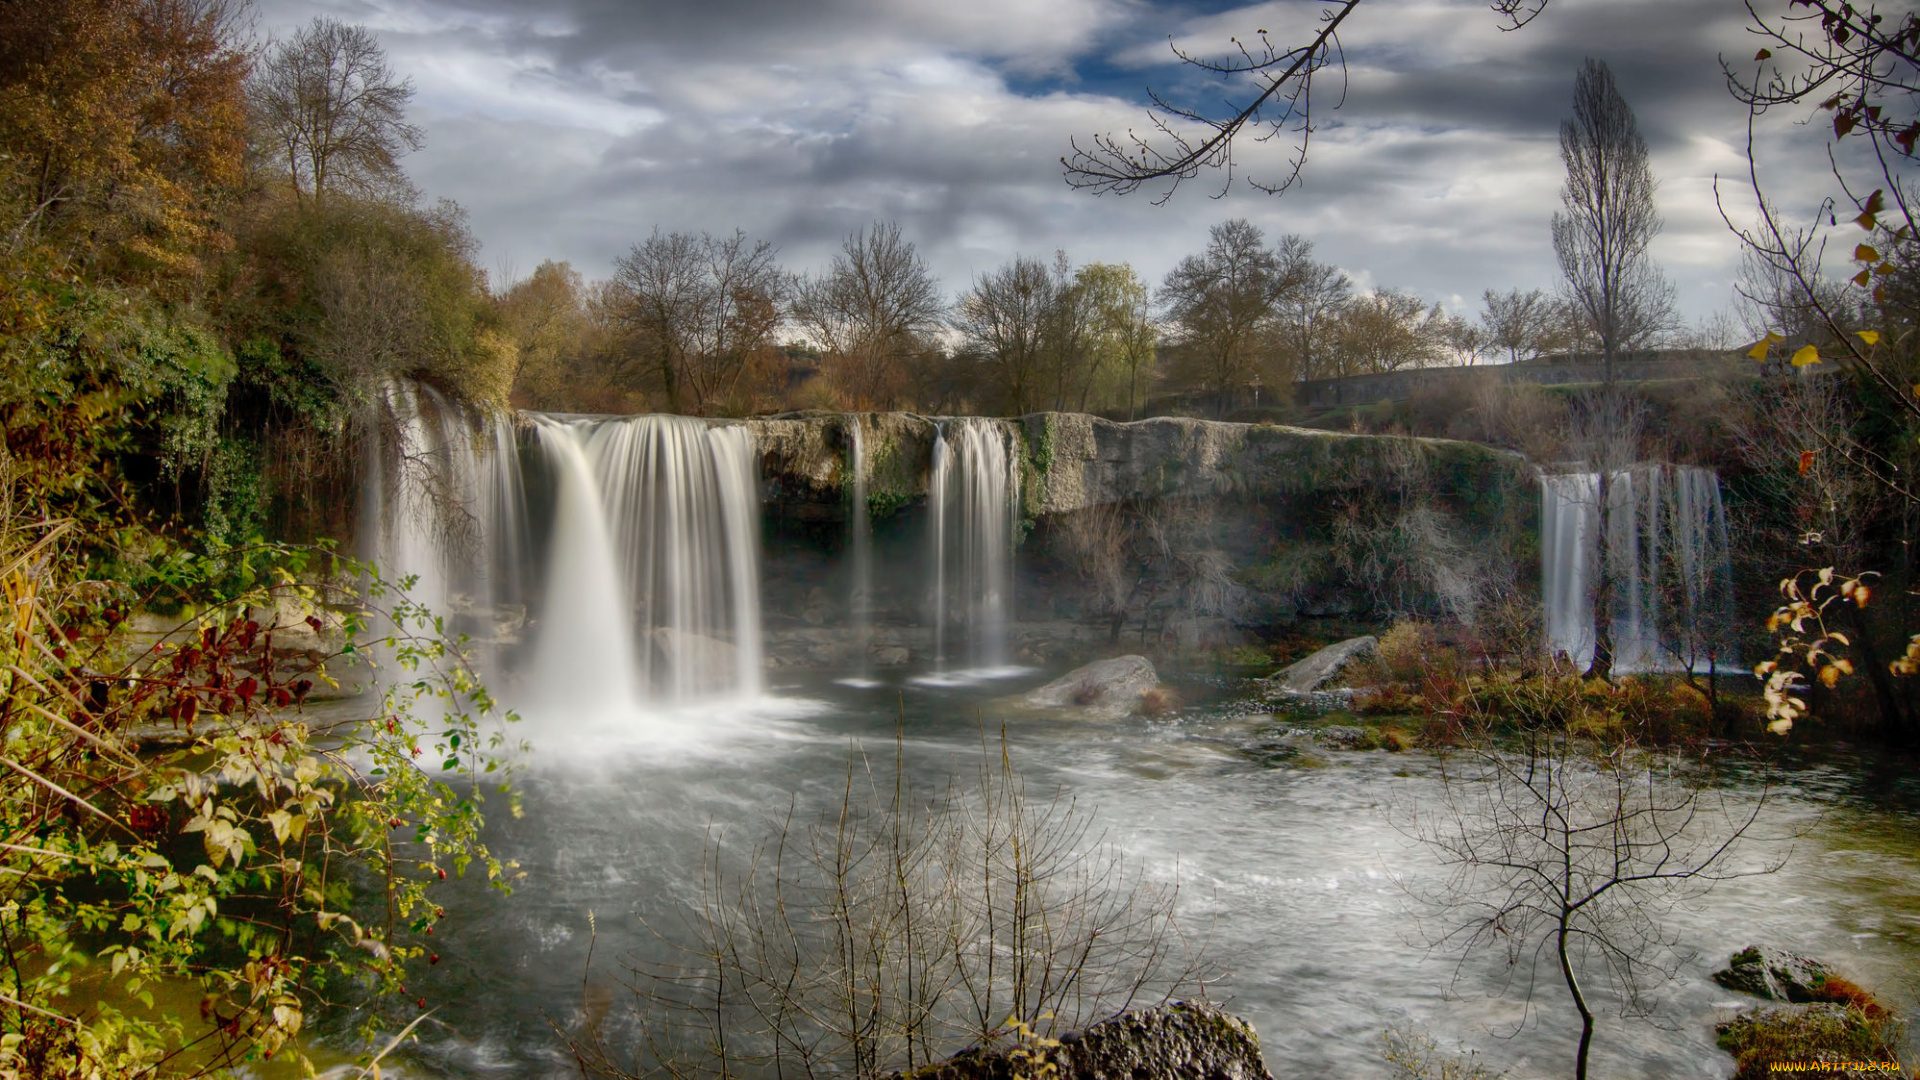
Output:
[{"left": 503, "top": 215, "right": 1651, "bottom": 420}]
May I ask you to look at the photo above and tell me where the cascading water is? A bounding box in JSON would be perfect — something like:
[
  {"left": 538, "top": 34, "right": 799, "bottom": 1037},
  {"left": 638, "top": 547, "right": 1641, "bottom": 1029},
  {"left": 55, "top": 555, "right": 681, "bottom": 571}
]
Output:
[
  {"left": 1541, "top": 464, "right": 1737, "bottom": 673},
  {"left": 524, "top": 418, "right": 643, "bottom": 719},
  {"left": 526, "top": 414, "right": 765, "bottom": 710},
  {"left": 360, "top": 382, "right": 527, "bottom": 679},
  {"left": 927, "top": 418, "right": 1019, "bottom": 674},
  {"left": 844, "top": 416, "right": 875, "bottom": 685}
]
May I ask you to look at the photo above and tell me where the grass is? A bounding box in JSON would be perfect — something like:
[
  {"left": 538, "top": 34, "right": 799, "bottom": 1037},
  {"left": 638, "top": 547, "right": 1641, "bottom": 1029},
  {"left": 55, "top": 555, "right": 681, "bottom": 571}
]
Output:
[{"left": 1717, "top": 977, "right": 1913, "bottom": 1080}]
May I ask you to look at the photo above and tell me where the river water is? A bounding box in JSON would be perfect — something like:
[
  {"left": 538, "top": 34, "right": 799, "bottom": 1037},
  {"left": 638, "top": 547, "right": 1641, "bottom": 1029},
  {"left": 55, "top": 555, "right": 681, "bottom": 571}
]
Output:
[{"left": 307, "top": 663, "right": 1920, "bottom": 1079}]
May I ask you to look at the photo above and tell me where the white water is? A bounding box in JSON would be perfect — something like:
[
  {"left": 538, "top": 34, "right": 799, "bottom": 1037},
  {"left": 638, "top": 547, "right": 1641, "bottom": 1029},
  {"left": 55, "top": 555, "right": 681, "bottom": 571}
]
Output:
[
  {"left": 532, "top": 414, "right": 765, "bottom": 711},
  {"left": 524, "top": 419, "right": 643, "bottom": 721},
  {"left": 360, "top": 382, "right": 526, "bottom": 681},
  {"left": 843, "top": 416, "right": 875, "bottom": 687},
  {"left": 1541, "top": 464, "right": 1737, "bottom": 673},
  {"left": 926, "top": 418, "right": 1020, "bottom": 678}
]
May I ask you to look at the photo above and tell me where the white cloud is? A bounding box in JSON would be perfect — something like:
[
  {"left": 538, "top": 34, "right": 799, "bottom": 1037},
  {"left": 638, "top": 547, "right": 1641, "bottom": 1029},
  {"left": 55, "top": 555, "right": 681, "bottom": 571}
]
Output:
[{"left": 254, "top": 0, "right": 1847, "bottom": 325}]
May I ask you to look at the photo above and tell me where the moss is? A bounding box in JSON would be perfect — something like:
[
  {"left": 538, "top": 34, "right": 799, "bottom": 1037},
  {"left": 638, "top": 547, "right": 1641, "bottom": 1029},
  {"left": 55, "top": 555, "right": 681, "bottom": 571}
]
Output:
[
  {"left": 868, "top": 490, "right": 910, "bottom": 521},
  {"left": 1717, "top": 1004, "right": 1906, "bottom": 1079}
]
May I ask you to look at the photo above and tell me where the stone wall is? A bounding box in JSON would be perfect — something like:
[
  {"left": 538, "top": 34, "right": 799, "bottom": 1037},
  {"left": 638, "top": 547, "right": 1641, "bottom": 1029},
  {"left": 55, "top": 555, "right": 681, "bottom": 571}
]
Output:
[{"left": 1293, "top": 349, "right": 1747, "bottom": 410}]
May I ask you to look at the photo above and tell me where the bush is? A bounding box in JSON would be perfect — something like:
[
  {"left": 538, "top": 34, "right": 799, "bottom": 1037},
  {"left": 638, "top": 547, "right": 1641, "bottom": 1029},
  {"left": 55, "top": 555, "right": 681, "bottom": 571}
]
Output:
[
  {"left": 1717, "top": 1003, "right": 1907, "bottom": 1079},
  {"left": 568, "top": 737, "right": 1202, "bottom": 1080}
]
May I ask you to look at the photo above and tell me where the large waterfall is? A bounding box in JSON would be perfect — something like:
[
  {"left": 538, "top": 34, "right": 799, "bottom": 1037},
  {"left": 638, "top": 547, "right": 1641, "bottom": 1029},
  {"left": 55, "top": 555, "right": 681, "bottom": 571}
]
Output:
[
  {"left": 530, "top": 415, "right": 764, "bottom": 709},
  {"left": 1541, "top": 464, "right": 1737, "bottom": 673},
  {"left": 360, "top": 395, "right": 766, "bottom": 728},
  {"left": 928, "top": 418, "right": 1020, "bottom": 675}
]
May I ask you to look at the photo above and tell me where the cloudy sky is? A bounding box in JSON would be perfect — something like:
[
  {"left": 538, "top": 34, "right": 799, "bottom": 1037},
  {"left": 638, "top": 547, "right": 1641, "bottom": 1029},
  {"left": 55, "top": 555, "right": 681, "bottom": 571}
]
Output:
[{"left": 252, "top": 0, "right": 1841, "bottom": 330}]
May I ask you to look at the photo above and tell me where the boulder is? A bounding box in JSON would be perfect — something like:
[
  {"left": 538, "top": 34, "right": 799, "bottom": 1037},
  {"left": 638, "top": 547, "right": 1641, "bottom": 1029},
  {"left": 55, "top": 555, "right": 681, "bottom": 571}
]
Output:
[
  {"left": 1023, "top": 656, "right": 1159, "bottom": 720},
  {"left": 1713, "top": 945, "right": 1836, "bottom": 1003},
  {"left": 897, "top": 1001, "right": 1272, "bottom": 1080},
  {"left": 1266, "top": 636, "right": 1378, "bottom": 694},
  {"left": 871, "top": 644, "right": 911, "bottom": 667}
]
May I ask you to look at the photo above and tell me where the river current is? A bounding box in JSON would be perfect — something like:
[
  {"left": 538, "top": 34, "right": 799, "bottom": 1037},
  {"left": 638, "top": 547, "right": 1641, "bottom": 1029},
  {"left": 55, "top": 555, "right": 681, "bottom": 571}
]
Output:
[{"left": 299, "top": 663, "right": 1920, "bottom": 1079}]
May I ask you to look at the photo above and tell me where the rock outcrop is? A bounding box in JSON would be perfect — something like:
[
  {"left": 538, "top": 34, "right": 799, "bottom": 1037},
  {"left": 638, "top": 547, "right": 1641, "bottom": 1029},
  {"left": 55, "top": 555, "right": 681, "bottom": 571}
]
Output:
[
  {"left": 1022, "top": 656, "right": 1159, "bottom": 720},
  {"left": 897, "top": 1002, "right": 1272, "bottom": 1080},
  {"left": 1713, "top": 945, "right": 1837, "bottom": 1003},
  {"left": 1265, "top": 636, "right": 1378, "bottom": 694}
]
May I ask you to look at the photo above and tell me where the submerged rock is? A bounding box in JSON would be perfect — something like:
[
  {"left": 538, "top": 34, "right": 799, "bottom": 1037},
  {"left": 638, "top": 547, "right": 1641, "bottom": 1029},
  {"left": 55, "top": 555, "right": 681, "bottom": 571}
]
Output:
[
  {"left": 1023, "top": 655, "right": 1159, "bottom": 720},
  {"left": 1265, "top": 636, "right": 1378, "bottom": 694},
  {"left": 897, "top": 1001, "right": 1272, "bottom": 1080},
  {"left": 1713, "top": 946, "right": 1838, "bottom": 1003}
]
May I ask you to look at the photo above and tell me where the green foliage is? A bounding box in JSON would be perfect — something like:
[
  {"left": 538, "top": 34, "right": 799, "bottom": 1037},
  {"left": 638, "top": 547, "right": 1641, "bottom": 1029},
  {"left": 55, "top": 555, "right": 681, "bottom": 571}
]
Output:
[
  {"left": 224, "top": 196, "right": 512, "bottom": 411},
  {"left": 0, "top": 525, "right": 518, "bottom": 1077},
  {"left": 200, "top": 435, "right": 266, "bottom": 551}
]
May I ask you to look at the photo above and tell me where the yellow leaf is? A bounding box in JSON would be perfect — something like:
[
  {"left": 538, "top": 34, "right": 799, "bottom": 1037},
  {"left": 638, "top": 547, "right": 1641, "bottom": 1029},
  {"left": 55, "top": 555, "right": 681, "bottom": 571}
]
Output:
[
  {"left": 1856, "top": 244, "right": 1881, "bottom": 262},
  {"left": 1792, "top": 344, "right": 1821, "bottom": 366},
  {"left": 1768, "top": 717, "right": 1794, "bottom": 735},
  {"left": 1853, "top": 269, "right": 1873, "bottom": 287},
  {"left": 1857, "top": 329, "right": 1881, "bottom": 345},
  {"left": 1746, "top": 331, "right": 1783, "bottom": 360}
]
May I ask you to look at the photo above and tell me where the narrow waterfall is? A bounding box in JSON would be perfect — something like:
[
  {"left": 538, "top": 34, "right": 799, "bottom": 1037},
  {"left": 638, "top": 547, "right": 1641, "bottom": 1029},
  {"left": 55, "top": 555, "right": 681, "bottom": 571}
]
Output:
[
  {"left": 360, "top": 382, "right": 527, "bottom": 670},
  {"left": 846, "top": 416, "right": 873, "bottom": 682},
  {"left": 928, "top": 419, "right": 1019, "bottom": 672},
  {"left": 1540, "top": 464, "right": 1737, "bottom": 674}
]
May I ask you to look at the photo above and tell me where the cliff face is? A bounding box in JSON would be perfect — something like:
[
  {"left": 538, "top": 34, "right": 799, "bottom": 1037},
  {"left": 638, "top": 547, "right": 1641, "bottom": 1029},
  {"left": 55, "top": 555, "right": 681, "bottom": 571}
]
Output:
[
  {"left": 745, "top": 411, "right": 1528, "bottom": 516},
  {"left": 740, "top": 412, "right": 1537, "bottom": 660}
]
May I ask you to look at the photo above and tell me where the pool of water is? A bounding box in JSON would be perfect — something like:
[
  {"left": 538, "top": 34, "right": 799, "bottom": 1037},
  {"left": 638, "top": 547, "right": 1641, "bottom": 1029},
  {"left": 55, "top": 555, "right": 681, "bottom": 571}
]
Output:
[{"left": 298, "top": 663, "right": 1920, "bottom": 1079}]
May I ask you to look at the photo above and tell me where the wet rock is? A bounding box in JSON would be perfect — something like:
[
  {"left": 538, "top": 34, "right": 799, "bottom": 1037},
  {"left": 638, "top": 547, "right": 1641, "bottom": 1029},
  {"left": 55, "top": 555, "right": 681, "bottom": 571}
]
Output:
[
  {"left": 895, "top": 1001, "right": 1272, "bottom": 1080},
  {"left": 871, "top": 644, "right": 911, "bottom": 667},
  {"left": 1713, "top": 946, "right": 1837, "bottom": 1003},
  {"left": 1023, "top": 655, "right": 1159, "bottom": 720},
  {"left": 1313, "top": 725, "right": 1371, "bottom": 750},
  {"left": 1265, "top": 636, "right": 1378, "bottom": 694}
]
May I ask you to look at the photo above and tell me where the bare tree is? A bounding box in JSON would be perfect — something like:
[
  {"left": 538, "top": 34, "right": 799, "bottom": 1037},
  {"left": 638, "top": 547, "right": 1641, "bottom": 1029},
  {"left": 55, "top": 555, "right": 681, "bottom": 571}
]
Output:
[
  {"left": 1566, "top": 385, "right": 1648, "bottom": 679},
  {"left": 1552, "top": 58, "right": 1676, "bottom": 384},
  {"left": 567, "top": 736, "right": 1200, "bottom": 1080},
  {"left": 1404, "top": 729, "right": 1777, "bottom": 1080},
  {"left": 609, "top": 228, "right": 788, "bottom": 415},
  {"left": 1061, "top": 0, "right": 1551, "bottom": 202},
  {"left": 954, "top": 256, "right": 1056, "bottom": 416},
  {"left": 1273, "top": 234, "right": 1352, "bottom": 381},
  {"left": 251, "top": 17, "right": 423, "bottom": 206},
  {"left": 791, "top": 222, "right": 946, "bottom": 410},
  {"left": 1331, "top": 289, "right": 1450, "bottom": 375},
  {"left": 1479, "top": 288, "right": 1559, "bottom": 365},
  {"left": 1158, "top": 219, "right": 1294, "bottom": 416}
]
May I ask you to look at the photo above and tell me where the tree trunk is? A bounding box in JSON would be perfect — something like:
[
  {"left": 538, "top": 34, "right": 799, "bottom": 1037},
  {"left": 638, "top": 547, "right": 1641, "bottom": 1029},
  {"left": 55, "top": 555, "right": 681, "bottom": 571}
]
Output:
[
  {"left": 1558, "top": 921, "right": 1596, "bottom": 1080},
  {"left": 1586, "top": 469, "right": 1614, "bottom": 680},
  {"left": 1846, "top": 600, "right": 1910, "bottom": 745}
]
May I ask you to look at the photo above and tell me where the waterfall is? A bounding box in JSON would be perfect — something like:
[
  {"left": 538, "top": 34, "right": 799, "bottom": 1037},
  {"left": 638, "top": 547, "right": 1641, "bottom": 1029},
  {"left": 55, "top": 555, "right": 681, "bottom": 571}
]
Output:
[
  {"left": 846, "top": 416, "right": 874, "bottom": 684},
  {"left": 928, "top": 419, "right": 1019, "bottom": 673},
  {"left": 525, "top": 418, "right": 642, "bottom": 719},
  {"left": 1540, "top": 464, "right": 1737, "bottom": 674},
  {"left": 533, "top": 414, "right": 765, "bottom": 706},
  {"left": 360, "top": 387, "right": 767, "bottom": 729},
  {"left": 360, "top": 382, "right": 527, "bottom": 675}
]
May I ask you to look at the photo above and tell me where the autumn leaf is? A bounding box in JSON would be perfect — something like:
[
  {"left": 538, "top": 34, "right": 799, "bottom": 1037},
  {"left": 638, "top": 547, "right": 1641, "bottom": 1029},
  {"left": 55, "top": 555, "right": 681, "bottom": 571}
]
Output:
[
  {"left": 1799, "top": 450, "right": 1816, "bottom": 475},
  {"left": 1856, "top": 243, "right": 1881, "bottom": 262},
  {"left": 1747, "top": 331, "right": 1783, "bottom": 360},
  {"left": 1856, "top": 329, "right": 1881, "bottom": 345},
  {"left": 1792, "top": 344, "right": 1821, "bottom": 366}
]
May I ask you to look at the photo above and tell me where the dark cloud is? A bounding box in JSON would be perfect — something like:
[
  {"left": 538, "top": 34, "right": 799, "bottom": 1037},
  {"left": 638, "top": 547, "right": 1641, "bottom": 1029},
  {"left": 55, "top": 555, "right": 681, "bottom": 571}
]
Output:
[{"left": 256, "top": 0, "right": 1827, "bottom": 328}]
